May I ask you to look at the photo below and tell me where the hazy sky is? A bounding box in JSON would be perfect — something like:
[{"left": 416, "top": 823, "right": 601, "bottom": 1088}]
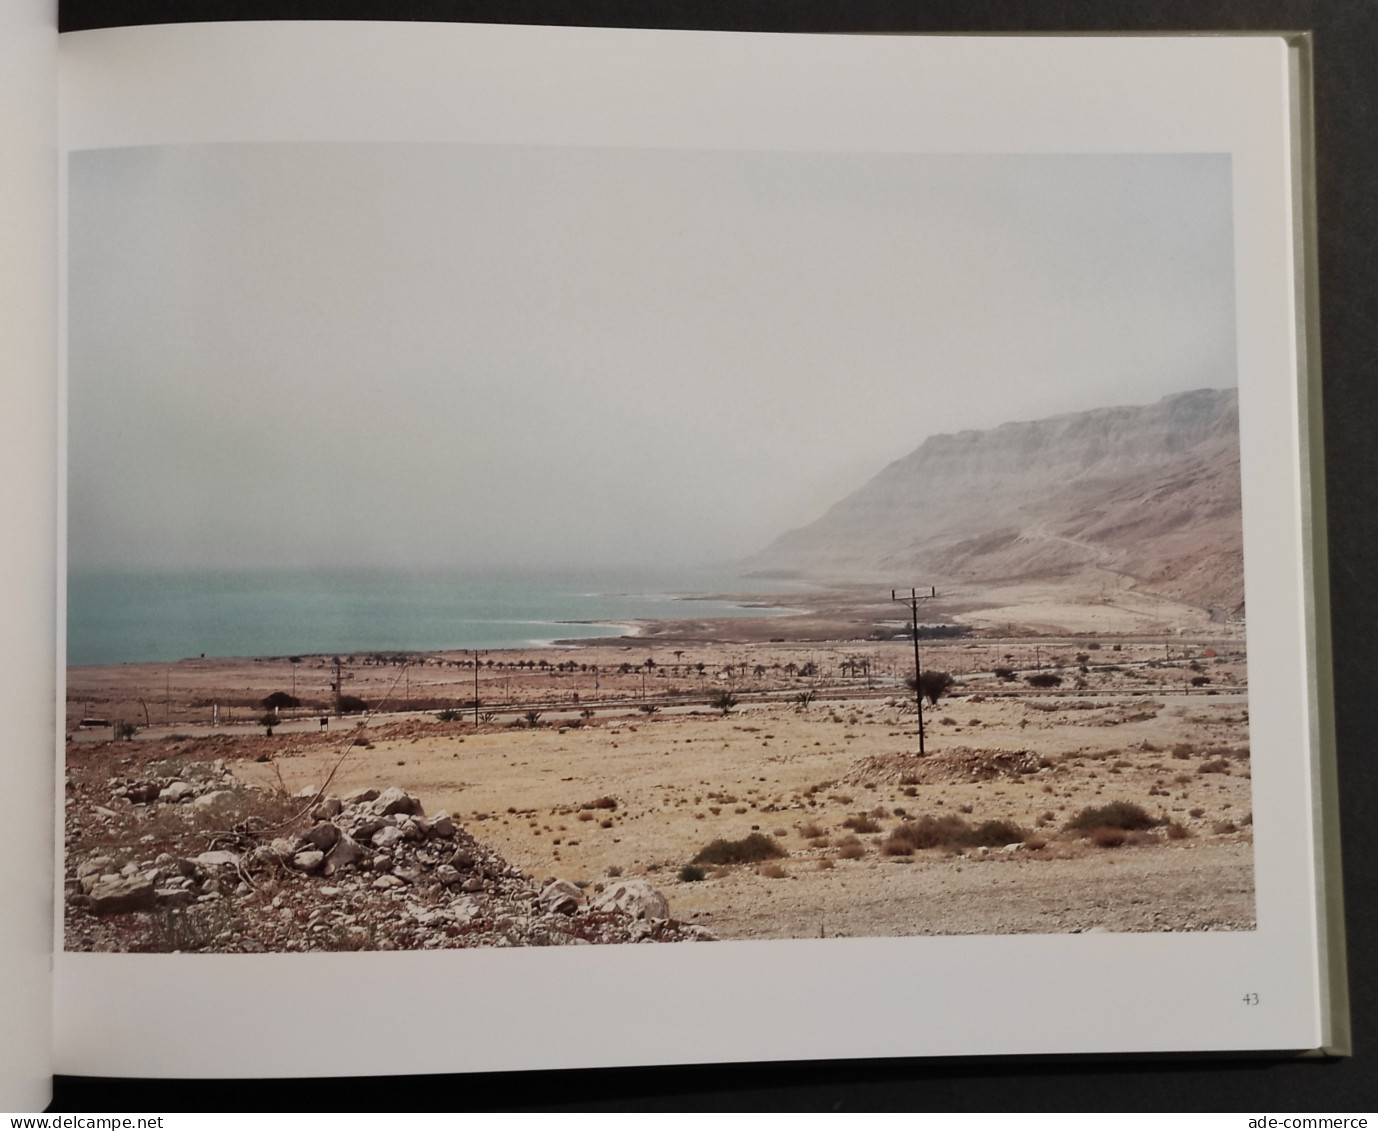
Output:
[{"left": 68, "top": 144, "right": 1235, "bottom": 573}]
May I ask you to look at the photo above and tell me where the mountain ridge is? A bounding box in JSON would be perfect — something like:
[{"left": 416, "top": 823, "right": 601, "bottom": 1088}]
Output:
[{"left": 747, "top": 388, "right": 1243, "bottom": 613}]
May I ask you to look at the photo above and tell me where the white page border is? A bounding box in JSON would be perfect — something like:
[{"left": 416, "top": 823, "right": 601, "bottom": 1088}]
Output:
[
  {"left": 0, "top": 0, "right": 56, "bottom": 1111},
  {"left": 55, "top": 22, "right": 1323, "bottom": 1076}
]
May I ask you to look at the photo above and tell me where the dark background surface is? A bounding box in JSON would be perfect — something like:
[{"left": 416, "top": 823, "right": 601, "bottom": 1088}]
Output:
[{"left": 51, "top": 0, "right": 1377, "bottom": 1112}]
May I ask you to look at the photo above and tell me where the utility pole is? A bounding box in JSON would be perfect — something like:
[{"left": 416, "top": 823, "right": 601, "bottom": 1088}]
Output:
[
  {"left": 892, "top": 587, "right": 936, "bottom": 757},
  {"left": 472, "top": 650, "right": 484, "bottom": 727},
  {"left": 332, "top": 656, "right": 344, "bottom": 718}
]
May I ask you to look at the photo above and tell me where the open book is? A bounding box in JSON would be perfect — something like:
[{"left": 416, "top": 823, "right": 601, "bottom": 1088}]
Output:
[{"left": 0, "top": 15, "right": 1347, "bottom": 1109}]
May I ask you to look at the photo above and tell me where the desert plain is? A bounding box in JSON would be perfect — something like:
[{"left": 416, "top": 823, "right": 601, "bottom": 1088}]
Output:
[{"left": 65, "top": 579, "right": 1255, "bottom": 948}]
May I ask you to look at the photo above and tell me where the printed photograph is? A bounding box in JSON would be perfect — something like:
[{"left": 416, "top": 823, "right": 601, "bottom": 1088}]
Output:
[{"left": 63, "top": 143, "right": 1253, "bottom": 952}]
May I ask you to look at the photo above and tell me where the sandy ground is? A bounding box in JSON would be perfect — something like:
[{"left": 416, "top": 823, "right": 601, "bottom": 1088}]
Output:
[
  {"left": 217, "top": 679, "right": 1253, "bottom": 938},
  {"left": 67, "top": 581, "right": 1253, "bottom": 940}
]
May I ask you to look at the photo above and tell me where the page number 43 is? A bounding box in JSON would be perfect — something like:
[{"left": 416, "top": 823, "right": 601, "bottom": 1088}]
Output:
[{"left": 1243, "top": 993, "right": 1261, "bottom": 1005}]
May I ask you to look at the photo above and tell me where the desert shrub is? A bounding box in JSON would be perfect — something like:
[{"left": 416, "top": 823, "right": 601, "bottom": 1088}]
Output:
[
  {"left": 1024, "top": 836, "right": 1048, "bottom": 850},
  {"left": 1166, "top": 821, "right": 1193, "bottom": 840},
  {"left": 1091, "top": 827, "right": 1128, "bottom": 848},
  {"left": 842, "top": 813, "right": 881, "bottom": 834},
  {"left": 691, "top": 832, "right": 787, "bottom": 866},
  {"left": 1065, "top": 800, "right": 1160, "bottom": 832},
  {"left": 816, "top": 857, "right": 835, "bottom": 870},
  {"left": 1197, "top": 758, "right": 1231, "bottom": 775},
  {"left": 1190, "top": 675, "right": 1211, "bottom": 687},
  {"left": 522, "top": 710, "right": 543, "bottom": 727},
  {"left": 678, "top": 864, "right": 706, "bottom": 883},
  {"left": 580, "top": 796, "right": 618, "bottom": 811},
  {"left": 1025, "top": 673, "right": 1062, "bottom": 689},
  {"left": 884, "top": 813, "right": 970, "bottom": 854},
  {"left": 435, "top": 708, "right": 462, "bottom": 722},
  {"left": 835, "top": 835, "right": 866, "bottom": 860},
  {"left": 1189, "top": 807, "right": 1205, "bottom": 818},
  {"left": 262, "top": 691, "right": 300, "bottom": 710},
  {"left": 797, "top": 821, "right": 826, "bottom": 839},
  {"left": 1212, "top": 820, "right": 1238, "bottom": 835},
  {"left": 793, "top": 690, "right": 815, "bottom": 708},
  {"left": 336, "top": 694, "right": 369, "bottom": 714},
  {"left": 958, "top": 819, "right": 1027, "bottom": 848},
  {"left": 758, "top": 862, "right": 787, "bottom": 879},
  {"left": 993, "top": 667, "right": 1016, "bottom": 681}
]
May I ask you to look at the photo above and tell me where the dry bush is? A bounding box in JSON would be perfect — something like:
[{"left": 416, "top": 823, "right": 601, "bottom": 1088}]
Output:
[
  {"left": 758, "top": 862, "right": 787, "bottom": 879},
  {"left": 1091, "top": 827, "right": 1129, "bottom": 848},
  {"left": 842, "top": 813, "right": 882, "bottom": 834},
  {"left": 1197, "top": 758, "right": 1231, "bottom": 775},
  {"left": 883, "top": 813, "right": 969, "bottom": 854},
  {"left": 816, "top": 857, "right": 835, "bottom": 870},
  {"left": 679, "top": 864, "right": 706, "bottom": 883},
  {"left": 580, "top": 796, "right": 618, "bottom": 811},
  {"left": 577, "top": 811, "right": 594, "bottom": 822},
  {"left": 1024, "top": 836, "right": 1047, "bottom": 851},
  {"left": 692, "top": 833, "right": 787, "bottom": 866},
  {"left": 1065, "top": 800, "right": 1160, "bottom": 833},
  {"left": 1212, "top": 820, "right": 1238, "bottom": 835},
  {"left": 835, "top": 835, "right": 866, "bottom": 860},
  {"left": 1171, "top": 743, "right": 1195, "bottom": 760},
  {"left": 959, "top": 820, "right": 1027, "bottom": 848},
  {"left": 1189, "top": 807, "right": 1205, "bottom": 818},
  {"left": 797, "top": 821, "right": 826, "bottom": 839},
  {"left": 1166, "top": 821, "right": 1192, "bottom": 840}
]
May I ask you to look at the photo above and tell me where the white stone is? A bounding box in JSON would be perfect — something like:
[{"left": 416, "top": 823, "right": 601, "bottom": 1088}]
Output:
[
  {"left": 192, "top": 790, "right": 236, "bottom": 809},
  {"left": 160, "top": 781, "right": 196, "bottom": 804},
  {"left": 292, "top": 850, "right": 325, "bottom": 873},
  {"left": 593, "top": 878, "right": 669, "bottom": 921},
  {"left": 371, "top": 826, "right": 405, "bottom": 849}
]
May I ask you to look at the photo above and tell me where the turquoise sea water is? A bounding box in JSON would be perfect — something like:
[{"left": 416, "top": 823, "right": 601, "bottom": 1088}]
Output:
[{"left": 67, "top": 569, "right": 793, "bottom": 666}]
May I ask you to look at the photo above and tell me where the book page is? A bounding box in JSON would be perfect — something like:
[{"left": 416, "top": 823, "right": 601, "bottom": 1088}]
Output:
[
  {"left": 0, "top": 0, "right": 57, "bottom": 1112},
  {"left": 55, "top": 22, "right": 1331, "bottom": 1077}
]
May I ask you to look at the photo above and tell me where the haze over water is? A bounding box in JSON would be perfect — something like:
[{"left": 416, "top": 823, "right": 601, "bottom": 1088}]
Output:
[{"left": 66, "top": 568, "right": 794, "bottom": 667}]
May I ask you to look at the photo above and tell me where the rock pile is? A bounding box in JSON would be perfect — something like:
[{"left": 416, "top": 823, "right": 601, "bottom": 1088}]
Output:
[
  {"left": 845, "top": 747, "right": 1044, "bottom": 786},
  {"left": 66, "top": 767, "right": 710, "bottom": 953}
]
